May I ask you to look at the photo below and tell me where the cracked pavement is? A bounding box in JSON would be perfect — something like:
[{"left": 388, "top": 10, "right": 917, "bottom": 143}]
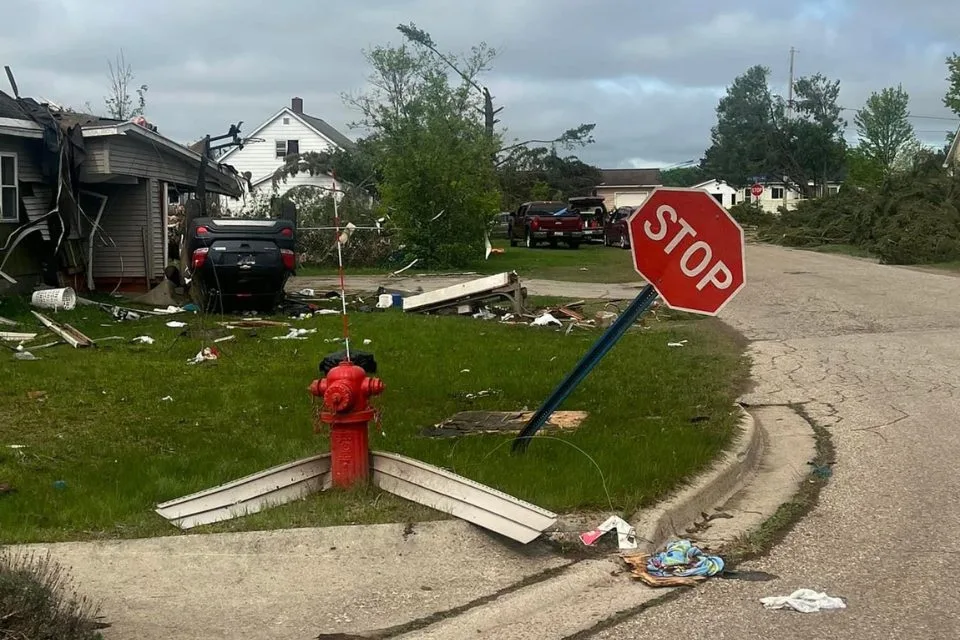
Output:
[{"left": 594, "top": 244, "right": 960, "bottom": 640}]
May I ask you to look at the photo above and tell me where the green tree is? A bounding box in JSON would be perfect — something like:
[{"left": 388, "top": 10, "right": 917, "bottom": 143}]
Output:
[
  {"left": 661, "top": 166, "right": 706, "bottom": 187},
  {"left": 944, "top": 53, "right": 960, "bottom": 117},
  {"left": 345, "top": 43, "right": 500, "bottom": 267},
  {"left": 782, "top": 73, "right": 847, "bottom": 195},
  {"left": 104, "top": 49, "right": 147, "bottom": 120},
  {"left": 845, "top": 146, "right": 885, "bottom": 187},
  {"left": 497, "top": 146, "right": 601, "bottom": 208},
  {"left": 701, "top": 65, "right": 779, "bottom": 187},
  {"left": 854, "top": 85, "right": 916, "bottom": 175}
]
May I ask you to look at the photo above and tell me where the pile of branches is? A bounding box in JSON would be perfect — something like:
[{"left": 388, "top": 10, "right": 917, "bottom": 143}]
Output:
[{"left": 748, "top": 159, "right": 960, "bottom": 265}]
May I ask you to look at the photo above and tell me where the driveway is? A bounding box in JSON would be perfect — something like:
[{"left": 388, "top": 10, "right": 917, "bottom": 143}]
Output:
[{"left": 596, "top": 244, "right": 960, "bottom": 639}]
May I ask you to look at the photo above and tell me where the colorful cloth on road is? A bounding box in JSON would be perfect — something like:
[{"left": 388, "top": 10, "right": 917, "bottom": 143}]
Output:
[{"left": 645, "top": 539, "right": 724, "bottom": 578}]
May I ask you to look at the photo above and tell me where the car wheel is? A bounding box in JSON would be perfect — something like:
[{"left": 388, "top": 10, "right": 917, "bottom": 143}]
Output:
[
  {"left": 509, "top": 227, "right": 517, "bottom": 247},
  {"left": 568, "top": 240, "right": 581, "bottom": 250},
  {"left": 525, "top": 229, "right": 535, "bottom": 248}
]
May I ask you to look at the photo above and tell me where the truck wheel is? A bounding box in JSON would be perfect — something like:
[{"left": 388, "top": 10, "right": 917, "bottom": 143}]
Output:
[
  {"left": 509, "top": 227, "right": 517, "bottom": 247},
  {"left": 525, "top": 229, "right": 535, "bottom": 248},
  {"left": 568, "top": 241, "right": 581, "bottom": 250},
  {"left": 549, "top": 238, "right": 558, "bottom": 248}
]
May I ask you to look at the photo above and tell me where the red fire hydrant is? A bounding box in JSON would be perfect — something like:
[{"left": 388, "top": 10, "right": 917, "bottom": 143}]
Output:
[{"left": 308, "top": 360, "right": 384, "bottom": 487}]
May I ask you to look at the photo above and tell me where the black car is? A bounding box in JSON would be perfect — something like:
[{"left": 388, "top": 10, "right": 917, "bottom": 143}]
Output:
[{"left": 186, "top": 217, "right": 297, "bottom": 312}]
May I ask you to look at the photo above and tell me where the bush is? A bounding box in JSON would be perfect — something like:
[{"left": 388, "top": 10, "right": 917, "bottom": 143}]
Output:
[{"left": 0, "top": 550, "right": 103, "bottom": 639}]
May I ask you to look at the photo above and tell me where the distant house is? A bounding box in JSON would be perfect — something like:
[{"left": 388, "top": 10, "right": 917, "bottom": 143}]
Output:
[
  {"left": 216, "top": 97, "right": 356, "bottom": 211},
  {"left": 945, "top": 124, "right": 960, "bottom": 170},
  {"left": 0, "top": 90, "right": 241, "bottom": 292},
  {"left": 592, "top": 168, "right": 662, "bottom": 209},
  {"left": 692, "top": 179, "right": 738, "bottom": 208},
  {"left": 737, "top": 179, "right": 841, "bottom": 214}
]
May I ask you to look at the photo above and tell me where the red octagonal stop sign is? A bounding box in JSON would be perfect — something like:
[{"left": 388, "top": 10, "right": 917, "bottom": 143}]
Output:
[{"left": 627, "top": 187, "right": 745, "bottom": 316}]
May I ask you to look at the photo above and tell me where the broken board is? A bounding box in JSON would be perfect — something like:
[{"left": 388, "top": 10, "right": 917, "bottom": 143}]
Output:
[
  {"left": 422, "top": 410, "right": 588, "bottom": 438},
  {"left": 402, "top": 272, "right": 524, "bottom": 314}
]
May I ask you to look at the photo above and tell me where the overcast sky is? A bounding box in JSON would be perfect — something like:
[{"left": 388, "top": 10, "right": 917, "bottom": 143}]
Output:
[{"left": 2, "top": 0, "right": 958, "bottom": 168}]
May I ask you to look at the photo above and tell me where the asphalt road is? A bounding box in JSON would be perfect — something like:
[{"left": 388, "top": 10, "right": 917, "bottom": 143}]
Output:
[{"left": 594, "top": 244, "right": 960, "bottom": 639}]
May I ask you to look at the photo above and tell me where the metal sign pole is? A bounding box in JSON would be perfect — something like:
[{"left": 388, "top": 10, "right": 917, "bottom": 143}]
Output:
[{"left": 512, "top": 284, "right": 659, "bottom": 452}]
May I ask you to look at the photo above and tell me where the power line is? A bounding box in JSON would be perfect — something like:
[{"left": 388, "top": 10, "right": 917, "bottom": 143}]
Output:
[{"left": 839, "top": 107, "right": 959, "bottom": 122}]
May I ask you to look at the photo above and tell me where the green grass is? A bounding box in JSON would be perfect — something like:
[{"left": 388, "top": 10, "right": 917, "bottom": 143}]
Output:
[
  {"left": 0, "top": 294, "right": 747, "bottom": 543},
  {"left": 298, "top": 240, "right": 641, "bottom": 283}
]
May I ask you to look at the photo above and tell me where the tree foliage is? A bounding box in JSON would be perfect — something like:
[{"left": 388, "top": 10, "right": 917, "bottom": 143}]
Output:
[
  {"left": 944, "top": 53, "right": 960, "bottom": 117},
  {"left": 854, "top": 85, "right": 916, "bottom": 176},
  {"left": 104, "top": 49, "right": 147, "bottom": 120},
  {"left": 702, "top": 66, "right": 846, "bottom": 195},
  {"left": 660, "top": 166, "right": 706, "bottom": 187},
  {"left": 344, "top": 42, "right": 501, "bottom": 267},
  {"left": 498, "top": 147, "right": 601, "bottom": 209}
]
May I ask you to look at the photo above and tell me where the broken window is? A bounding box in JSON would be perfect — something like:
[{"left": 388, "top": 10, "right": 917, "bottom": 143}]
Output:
[
  {"left": 0, "top": 154, "right": 17, "bottom": 222},
  {"left": 287, "top": 140, "right": 299, "bottom": 155}
]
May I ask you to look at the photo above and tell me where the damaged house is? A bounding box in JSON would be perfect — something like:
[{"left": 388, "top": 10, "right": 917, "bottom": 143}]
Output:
[{"left": 0, "top": 89, "right": 242, "bottom": 293}]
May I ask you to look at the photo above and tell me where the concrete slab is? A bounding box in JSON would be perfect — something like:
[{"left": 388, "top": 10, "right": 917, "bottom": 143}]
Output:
[{"left": 19, "top": 521, "right": 571, "bottom": 640}]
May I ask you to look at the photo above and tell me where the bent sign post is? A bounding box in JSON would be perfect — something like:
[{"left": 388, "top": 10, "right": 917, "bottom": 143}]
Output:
[{"left": 514, "top": 188, "right": 746, "bottom": 452}]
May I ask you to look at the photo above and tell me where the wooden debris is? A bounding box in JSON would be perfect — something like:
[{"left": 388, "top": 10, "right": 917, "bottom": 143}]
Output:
[
  {"left": 30, "top": 311, "right": 94, "bottom": 348},
  {"left": 422, "top": 410, "right": 588, "bottom": 438},
  {"left": 0, "top": 331, "right": 38, "bottom": 342},
  {"left": 0, "top": 316, "right": 17, "bottom": 327},
  {"left": 557, "top": 307, "right": 586, "bottom": 322}
]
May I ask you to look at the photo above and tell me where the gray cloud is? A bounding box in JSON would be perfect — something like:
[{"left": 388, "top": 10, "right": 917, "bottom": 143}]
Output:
[{"left": 1, "top": 0, "right": 958, "bottom": 168}]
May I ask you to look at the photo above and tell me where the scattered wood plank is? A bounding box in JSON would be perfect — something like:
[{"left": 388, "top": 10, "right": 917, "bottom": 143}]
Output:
[
  {"left": 219, "top": 320, "right": 290, "bottom": 328},
  {"left": 557, "top": 307, "right": 586, "bottom": 322},
  {"left": 0, "top": 316, "right": 17, "bottom": 327},
  {"left": 30, "top": 312, "right": 94, "bottom": 348},
  {"left": 422, "top": 410, "right": 588, "bottom": 438}
]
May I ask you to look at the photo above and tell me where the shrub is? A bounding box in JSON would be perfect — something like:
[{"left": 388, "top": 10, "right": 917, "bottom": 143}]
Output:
[{"left": 0, "top": 550, "right": 104, "bottom": 639}]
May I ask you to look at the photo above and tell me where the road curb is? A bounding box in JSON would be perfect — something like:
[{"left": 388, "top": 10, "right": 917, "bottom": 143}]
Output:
[{"left": 630, "top": 405, "right": 762, "bottom": 553}]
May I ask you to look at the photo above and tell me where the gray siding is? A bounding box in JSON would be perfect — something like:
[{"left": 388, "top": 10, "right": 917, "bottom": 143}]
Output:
[
  {"left": 83, "top": 139, "right": 110, "bottom": 174},
  {"left": 92, "top": 180, "right": 155, "bottom": 280},
  {"left": 0, "top": 136, "right": 43, "bottom": 183},
  {"left": 21, "top": 184, "right": 54, "bottom": 240},
  {"left": 105, "top": 136, "right": 198, "bottom": 186}
]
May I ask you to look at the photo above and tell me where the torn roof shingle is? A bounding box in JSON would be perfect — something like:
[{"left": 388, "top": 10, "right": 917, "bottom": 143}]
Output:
[{"left": 0, "top": 90, "right": 28, "bottom": 120}]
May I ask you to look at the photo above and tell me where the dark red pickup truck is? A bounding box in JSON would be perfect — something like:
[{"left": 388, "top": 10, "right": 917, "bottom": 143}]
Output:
[{"left": 507, "top": 201, "right": 584, "bottom": 249}]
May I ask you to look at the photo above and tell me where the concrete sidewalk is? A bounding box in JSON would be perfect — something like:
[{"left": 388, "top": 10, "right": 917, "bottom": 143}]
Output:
[{"left": 23, "top": 521, "right": 569, "bottom": 639}]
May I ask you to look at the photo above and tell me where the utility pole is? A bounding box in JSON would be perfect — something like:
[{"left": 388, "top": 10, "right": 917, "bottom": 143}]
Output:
[{"left": 787, "top": 47, "right": 797, "bottom": 119}]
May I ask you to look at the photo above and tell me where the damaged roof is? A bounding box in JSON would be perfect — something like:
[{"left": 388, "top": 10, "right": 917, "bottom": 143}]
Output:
[
  {"left": 0, "top": 90, "right": 28, "bottom": 120},
  {"left": 598, "top": 168, "right": 662, "bottom": 187}
]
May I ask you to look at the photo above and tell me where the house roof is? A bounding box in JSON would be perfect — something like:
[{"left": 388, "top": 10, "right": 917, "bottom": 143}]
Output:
[
  {"left": 598, "top": 168, "right": 662, "bottom": 187},
  {"left": 216, "top": 104, "right": 356, "bottom": 163},
  {"left": 0, "top": 90, "right": 26, "bottom": 119}
]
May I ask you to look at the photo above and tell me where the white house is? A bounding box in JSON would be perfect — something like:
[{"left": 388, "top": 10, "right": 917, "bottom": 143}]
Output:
[
  {"left": 216, "top": 97, "right": 356, "bottom": 212},
  {"left": 692, "top": 179, "right": 739, "bottom": 208},
  {"left": 737, "top": 180, "right": 841, "bottom": 214}
]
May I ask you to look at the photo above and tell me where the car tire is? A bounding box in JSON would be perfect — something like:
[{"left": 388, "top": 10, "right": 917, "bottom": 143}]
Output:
[
  {"left": 525, "top": 229, "right": 535, "bottom": 248},
  {"left": 568, "top": 241, "right": 581, "bottom": 250},
  {"left": 509, "top": 227, "right": 517, "bottom": 247}
]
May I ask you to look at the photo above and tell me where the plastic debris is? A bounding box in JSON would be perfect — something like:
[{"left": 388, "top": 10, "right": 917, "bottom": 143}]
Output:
[
  {"left": 131, "top": 336, "right": 155, "bottom": 345},
  {"left": 14, "top": 351, "right": 39, "bottom": 361},
  {"left": 166, "top": 321, "right": 187, "bottom": 328},
  {"left": 668, "top": 340, "right": 689, "bottom": 348},
  {"left": 363, "top": 339, "right": 373, "bottom": 345},
  {"left": 187, "top": 346, "right": 220, "bottom": 365},
  {"left": 161, "top": 396, "right": 173, "bottom": 402},
  {"left": 580, "top": 516, "right": 638, "bottom": 550},
  {"left": 532, "top": 313, "right": 562, "bottom": 327},
  {"left": 273, "top": 328, "right": 317, "bottom": 340},
  {"left": 53, "top": 480, "right": 67, "bottom": 490},
  {"left": 646, "top": 539, "right": 724, "bottom": 578},
  {"left": 472, "top": 308, "right": 496, "bottom": 321},
  {"left": 460, "top": 369, "right": 471, "bottom": 374},
  {"left": 760, "top": 589, "right": 847, "bottom": 613},
  {"left": 213, "top": 335, "right": 236, "bottom": 343}
]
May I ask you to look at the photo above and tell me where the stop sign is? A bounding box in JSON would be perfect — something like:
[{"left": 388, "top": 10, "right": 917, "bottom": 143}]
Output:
[
  {"left": 627, "top": 188, "right": 745, "bottom": 315},
  {"left": 750, "top": 183, "right": 764, "bottom": 198}
]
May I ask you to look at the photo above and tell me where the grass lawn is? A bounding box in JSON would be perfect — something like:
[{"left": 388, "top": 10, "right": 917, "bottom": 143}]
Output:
[
  {"left": 0, "top": 294, "right": 747, "bottom": 543},
  {"left": 298, "top": 240, "right": 641, "bottom": 283}
]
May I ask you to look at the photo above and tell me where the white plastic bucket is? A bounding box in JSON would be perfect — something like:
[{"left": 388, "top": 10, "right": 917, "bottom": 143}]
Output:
[{"left": 31, "top": 287, "right": 77, "bottom": 311}]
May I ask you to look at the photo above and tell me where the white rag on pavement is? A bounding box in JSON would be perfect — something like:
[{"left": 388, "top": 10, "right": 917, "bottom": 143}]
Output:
[{"left": 760, "top": 589, "right": 847, "bottom": 613}]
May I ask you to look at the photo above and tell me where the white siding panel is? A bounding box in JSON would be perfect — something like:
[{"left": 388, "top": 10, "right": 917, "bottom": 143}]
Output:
[{"left": 220, "top": 113, "right": 335, "bottom": 185}]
